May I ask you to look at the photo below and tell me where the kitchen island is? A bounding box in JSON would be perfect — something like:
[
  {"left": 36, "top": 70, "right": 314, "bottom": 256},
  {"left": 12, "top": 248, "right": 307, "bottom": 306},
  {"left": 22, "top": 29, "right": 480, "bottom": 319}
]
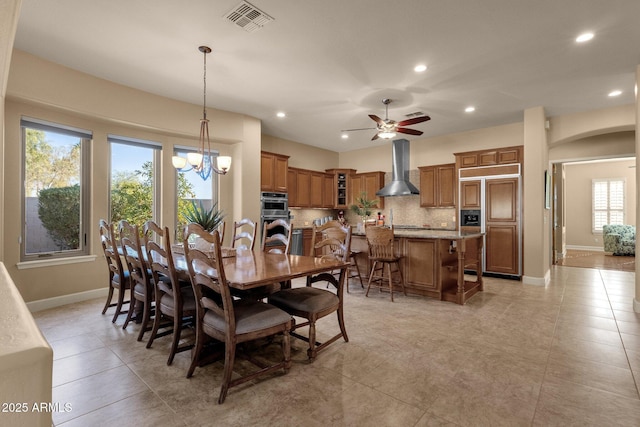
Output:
[{"left": 351, "top": 227, "right": 484, "bottom": 305}]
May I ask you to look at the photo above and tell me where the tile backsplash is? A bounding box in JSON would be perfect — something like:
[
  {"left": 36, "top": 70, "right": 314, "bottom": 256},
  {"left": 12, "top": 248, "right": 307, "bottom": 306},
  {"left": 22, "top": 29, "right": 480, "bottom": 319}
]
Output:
[{"left": 290, "top": 169, "right": 457, "bottom": 230}]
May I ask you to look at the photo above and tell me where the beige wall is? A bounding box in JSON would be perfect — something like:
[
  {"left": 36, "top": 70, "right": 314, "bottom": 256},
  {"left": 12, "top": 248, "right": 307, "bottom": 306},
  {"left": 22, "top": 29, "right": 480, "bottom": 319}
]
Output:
[
  {"left": 564, "top": 159, "right": 636, "bottom": 248},
  {"left": 262, "top": 134, "right": 338, "bottom": 170},
  {"left": 5, "top": 50, "right": 261, "bottom": 302}
]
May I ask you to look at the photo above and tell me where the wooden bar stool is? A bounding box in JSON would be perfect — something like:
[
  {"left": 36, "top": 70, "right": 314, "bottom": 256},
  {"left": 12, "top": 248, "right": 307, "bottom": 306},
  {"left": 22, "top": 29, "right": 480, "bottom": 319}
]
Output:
[{"left": 365, "top": 226, "right": 406, "bottom": 302}]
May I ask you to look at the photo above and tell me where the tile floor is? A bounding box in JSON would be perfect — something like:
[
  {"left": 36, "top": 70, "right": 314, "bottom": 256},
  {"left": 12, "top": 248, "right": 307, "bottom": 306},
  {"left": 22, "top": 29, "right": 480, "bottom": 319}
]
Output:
[{"left": 33, "top": 266, "right": 640, "bottom": 426}]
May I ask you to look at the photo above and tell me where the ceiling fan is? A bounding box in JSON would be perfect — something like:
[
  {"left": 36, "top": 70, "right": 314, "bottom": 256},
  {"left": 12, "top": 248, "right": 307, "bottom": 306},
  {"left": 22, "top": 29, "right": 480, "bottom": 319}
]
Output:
[{"left": 342, "top": 98, "right": 431, "bottom": 141}]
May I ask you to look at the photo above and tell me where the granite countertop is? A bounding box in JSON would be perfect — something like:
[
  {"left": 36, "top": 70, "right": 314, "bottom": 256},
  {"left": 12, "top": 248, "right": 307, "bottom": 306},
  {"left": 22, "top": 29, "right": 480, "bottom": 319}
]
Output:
[{"left": 352, "top": 226, "right": 484, "bottom": 239}]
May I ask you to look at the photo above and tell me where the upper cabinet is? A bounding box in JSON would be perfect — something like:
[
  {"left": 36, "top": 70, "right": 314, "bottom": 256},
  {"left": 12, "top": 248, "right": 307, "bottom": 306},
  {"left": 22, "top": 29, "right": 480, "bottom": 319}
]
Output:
[
  {"left": 351, "top": 171, "right": 385, "bottom": 209},
  {"left": 326, "top": 169, "right": 356, "bottom": 209},
  {"left": 261, "top": 151, "right": 289, "bottom": 192},
  {"left": 419, "top": 163, "right": 456, "bottom": 208},
  {"left": 455, "top": 146, "right": 523, "bottom": 169}
]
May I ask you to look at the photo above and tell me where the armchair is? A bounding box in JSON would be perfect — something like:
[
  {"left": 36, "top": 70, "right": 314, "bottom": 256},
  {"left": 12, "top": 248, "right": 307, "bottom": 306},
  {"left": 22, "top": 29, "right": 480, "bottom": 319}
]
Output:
[{"left": 603, "top": 224, "right": 635, "bottom": 256}]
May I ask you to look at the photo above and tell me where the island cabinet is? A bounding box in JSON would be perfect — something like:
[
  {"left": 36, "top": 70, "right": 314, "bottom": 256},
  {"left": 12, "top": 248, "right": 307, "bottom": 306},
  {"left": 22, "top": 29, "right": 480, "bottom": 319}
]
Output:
[
  {"left": 261, "top": 151, "right": 289, "bottom": 192},
  {"left": 418, "top": 163, "right": 456, "bottom": 207},
  {"left": 351, "top": 229, "right": 484, "bottom": 304}
]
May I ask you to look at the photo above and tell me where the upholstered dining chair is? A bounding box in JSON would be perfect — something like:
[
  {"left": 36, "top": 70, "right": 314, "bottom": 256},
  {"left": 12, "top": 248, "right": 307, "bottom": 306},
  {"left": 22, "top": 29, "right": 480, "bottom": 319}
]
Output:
[
  {"left": 268, "top": 220, "right": 351, "bottom": 361},
  {"left": 231, "top": 218, "right": 257, "bottom": 251},
  {"left": 119, "top": 220, "right": 154, "bottom": 341},
  {"left": 144, "top": 221, "right": 196, "bottom": 365},
  {"left": 365, "top": 225, "right": 406, "bottom": 302},
  {"left": 183, "top": 223, "right": 291, "bottom": 404},
  {"left": 99, "top": 219, "right": 131, "bottom": 322}
]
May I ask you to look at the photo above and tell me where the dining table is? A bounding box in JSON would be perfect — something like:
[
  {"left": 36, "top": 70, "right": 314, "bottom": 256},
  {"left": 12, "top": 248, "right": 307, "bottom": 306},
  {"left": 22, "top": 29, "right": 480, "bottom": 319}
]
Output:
[{"left": 164, "top": 246, "right": 351, "bottom": 291}]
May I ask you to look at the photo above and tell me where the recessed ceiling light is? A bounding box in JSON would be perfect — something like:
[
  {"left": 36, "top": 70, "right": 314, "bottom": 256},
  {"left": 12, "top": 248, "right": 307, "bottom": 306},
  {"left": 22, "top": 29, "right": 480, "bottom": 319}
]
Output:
[
  {"left": 465, "top": 106, "right": 475, "bottom": 113},
  {"left": 341, "top": 133, "right": 349, "bottom": 139},
  {"left": 276, "top": 111, "right": 286, "bottom": 118},
  {"left": 576, "top": 32, "right": 594, "bottom": 43},
  {"left": 608, "top": 90, "right": 622, "bottom": 97},
  {"left": 414, "top": 64, "right": 427, "bottom": 72}
]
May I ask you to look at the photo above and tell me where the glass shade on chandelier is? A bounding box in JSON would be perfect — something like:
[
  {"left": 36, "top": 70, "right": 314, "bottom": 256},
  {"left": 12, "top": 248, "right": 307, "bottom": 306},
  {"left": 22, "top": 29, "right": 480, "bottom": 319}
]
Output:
[
  {"left": 378, "top": 130, "right": 397, "bottom": 139},
  {"left": 172, "top": 46, "right": 231, "bottom": 181}
]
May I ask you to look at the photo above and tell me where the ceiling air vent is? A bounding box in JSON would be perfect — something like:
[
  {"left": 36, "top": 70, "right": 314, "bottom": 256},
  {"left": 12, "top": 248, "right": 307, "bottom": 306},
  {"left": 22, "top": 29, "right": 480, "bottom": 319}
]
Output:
[
  {"left": 405, "top": 111, "right": 426, "bottom": 119},
  {"left": 224, "top": 1, "right": 274, "bottom": 33}
]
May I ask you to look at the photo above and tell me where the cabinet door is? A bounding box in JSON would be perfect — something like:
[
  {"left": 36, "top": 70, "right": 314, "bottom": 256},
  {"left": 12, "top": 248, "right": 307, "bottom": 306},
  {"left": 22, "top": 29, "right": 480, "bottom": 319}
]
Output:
[
  {"left": 309, "top": 172, "right": 324, "bottom": 207},
  {"left": 350, "top": 174, "right": 363, "bottom": 205},
  {"left": 485, "top": 224, "right": 518, "bottom": 274},
  {"left": 260, "top": 153, "right": 274, "bottom": 191},
  {"left": 459, "top": 154, "right": 478, "bottom": 168},
  {"left": 460, "top": 180, "right": 481, "bottom": 209},
  {"left": 362, "top": 172, "right": 385, "bottom": 208},
  {"left": 404, "top": 238, "right": 438, "bottom": 291},
  {"left": 419, "top": 167, "right": 437, "bottom": 207},
  {"left": 437, "top": 164, "right": 456, "bottom": 207},
  {"left": 296, "top": 170, "right": 311, "bottom": 207},
  {"left": 485, "top": 177, "right": 519, "bottom": 275},
  {"left": 498, "top": 148, "right": 520, "bottom": 165},
  {"left": 478, "top": 151, "right": 498, "bottom": 166},
  {"left": 287, "top": 169, "right": 298, "bottom": 207},
  {"left": 274, "top": 156, "right": 288, "bottom": 192},
  {"left": 486, "top": 178, "right": 518, "bottom": 222},
  {"left": 323, "top": 173, "right": 335, "bottom": 208}
]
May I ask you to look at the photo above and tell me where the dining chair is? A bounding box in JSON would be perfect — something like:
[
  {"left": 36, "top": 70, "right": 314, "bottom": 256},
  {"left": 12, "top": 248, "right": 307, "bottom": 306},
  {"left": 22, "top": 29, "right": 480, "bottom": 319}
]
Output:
[
  {"left": 183, "top": 223, "right": 291, "bottom": 404},
  {"left": 260, "top": 218, "right": 292, "bottom": 254},
  {"left": 322, "top": 224, "right": 363, "bottom": 292},
  {"left": 144, "top": 221, "right": 196, "bottom": 365},
  {"left": 99, "top": 219, "right": 131, "bottom": 322},
  {"left": 365, "top": 225, "right": 406, "bottom": 302},
  {"left": 268, "top": 220, "right": 351, "bottom": 361},
  {"left": 231, "top": 218, "right": 257, "bottom": 251},
  {"left": 119, "top": 220, "right": 155, "bottom": 341}
]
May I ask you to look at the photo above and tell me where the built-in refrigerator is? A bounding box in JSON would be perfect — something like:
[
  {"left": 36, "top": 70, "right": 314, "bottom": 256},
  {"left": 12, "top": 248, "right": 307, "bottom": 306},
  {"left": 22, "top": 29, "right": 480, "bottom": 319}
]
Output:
[{"left": 459, "top": 164, "right": 522, "bottom": 278}]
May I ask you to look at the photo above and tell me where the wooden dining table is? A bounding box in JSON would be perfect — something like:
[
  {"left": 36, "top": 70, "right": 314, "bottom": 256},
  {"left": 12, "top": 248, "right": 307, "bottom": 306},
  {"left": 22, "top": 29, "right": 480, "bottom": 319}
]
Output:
[{"left": 165, "top": 247, "right": 350, "bottom": 290}]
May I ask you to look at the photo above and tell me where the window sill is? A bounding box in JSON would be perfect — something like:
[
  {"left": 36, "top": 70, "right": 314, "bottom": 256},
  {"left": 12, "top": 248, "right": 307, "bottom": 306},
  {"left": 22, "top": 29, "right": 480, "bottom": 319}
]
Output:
[{"left": 17, "top": 255, "right": 97, "bottom": 270}]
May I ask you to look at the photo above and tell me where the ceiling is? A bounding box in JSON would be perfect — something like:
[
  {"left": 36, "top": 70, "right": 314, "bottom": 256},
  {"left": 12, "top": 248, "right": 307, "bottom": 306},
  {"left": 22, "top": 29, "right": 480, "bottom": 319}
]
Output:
[{"left": 12, "top": 0, "right": 640, "bottom": 152}]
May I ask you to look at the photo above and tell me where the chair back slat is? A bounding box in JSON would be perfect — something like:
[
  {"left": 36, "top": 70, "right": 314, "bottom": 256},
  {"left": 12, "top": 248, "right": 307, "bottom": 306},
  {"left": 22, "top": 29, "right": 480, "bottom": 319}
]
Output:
[
  {"left": 231, "top": 218, "right": 257, "bottom": 251},
  {"left": 366, "top": 226, "right": 396, "bottom": 259},
  {"left": 261, "top": 219, "right": 292, "bottom": 254}
]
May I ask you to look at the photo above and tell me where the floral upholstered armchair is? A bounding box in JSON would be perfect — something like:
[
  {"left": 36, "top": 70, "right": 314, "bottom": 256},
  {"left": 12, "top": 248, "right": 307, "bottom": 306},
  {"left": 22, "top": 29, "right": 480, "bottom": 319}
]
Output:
[{"left": 603, "top": 224, "right": 635, "bottom": 256}]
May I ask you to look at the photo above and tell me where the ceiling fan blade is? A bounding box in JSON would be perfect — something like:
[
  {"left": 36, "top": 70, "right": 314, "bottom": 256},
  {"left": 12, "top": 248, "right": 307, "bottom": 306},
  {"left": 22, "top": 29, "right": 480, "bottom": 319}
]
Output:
[
  {"left": 396, "top": 127, "right": 423, "bottom": 136},
  {"left": 371, "top": 132, "right": 380, "bottom": 141},
  {"left": 341, "top": 127, "right": 377, "bottom": 132},
  {"left": 369, "top": 114, "right": 385, "bottom": 126},
  {"left": 397, "top": 115, "right": 431, "bottom": 126}
]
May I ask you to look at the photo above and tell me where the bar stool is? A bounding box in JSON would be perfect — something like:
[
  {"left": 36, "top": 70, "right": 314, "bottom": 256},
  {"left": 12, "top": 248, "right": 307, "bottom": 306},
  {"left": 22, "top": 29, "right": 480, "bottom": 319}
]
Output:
[{"left": 365, "top": 226, "right": 406, "bottom": 302}]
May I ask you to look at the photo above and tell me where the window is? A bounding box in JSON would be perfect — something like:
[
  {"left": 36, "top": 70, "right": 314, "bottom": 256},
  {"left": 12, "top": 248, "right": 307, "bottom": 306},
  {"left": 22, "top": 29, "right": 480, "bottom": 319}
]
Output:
[
  {"left": 109, "top": 135, "right": 161, "bottom": 225},
  {"left": 174, "top": 147, "right": 219, "bottom": 240},
  {"left": 21, "top": 118, "right": 91, "bottom": 261},
  {"left": 593, "top": 178, "right": 625, "bottom": 232}
]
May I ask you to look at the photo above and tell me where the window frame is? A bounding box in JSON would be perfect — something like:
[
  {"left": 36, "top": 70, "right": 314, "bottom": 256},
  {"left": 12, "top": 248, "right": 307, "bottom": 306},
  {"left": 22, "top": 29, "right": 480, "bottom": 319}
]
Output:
[
  {"left": 592, "top": 177, "right": 625, "bottom": 233},
  {"left": 20, "top": 117, "right": 92, "bottom": 262}
]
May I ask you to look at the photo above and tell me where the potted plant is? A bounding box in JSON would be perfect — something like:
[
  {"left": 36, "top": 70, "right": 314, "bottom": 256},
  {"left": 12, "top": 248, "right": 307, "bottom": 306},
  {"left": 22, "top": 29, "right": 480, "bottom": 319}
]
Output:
[
  {"left": 182, "top": 200, "right": 225, "bottom": 243},
  {"left": 350, "top": 192, "right": 378, "bottom": 232}
]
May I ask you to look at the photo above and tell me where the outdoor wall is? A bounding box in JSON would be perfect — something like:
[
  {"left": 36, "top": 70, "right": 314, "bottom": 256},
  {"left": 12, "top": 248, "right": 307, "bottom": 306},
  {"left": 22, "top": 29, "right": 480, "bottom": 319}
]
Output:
[{"left": 564, "top": 158, "right": 636, "bottom": 249}]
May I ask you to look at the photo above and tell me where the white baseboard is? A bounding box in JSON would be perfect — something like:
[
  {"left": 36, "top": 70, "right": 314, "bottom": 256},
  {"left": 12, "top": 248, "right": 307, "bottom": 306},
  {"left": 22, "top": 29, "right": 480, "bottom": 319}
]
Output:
[
  {"left": 523, "top": 269, "right": 550, "bottom": 286},
  {"left": 27, "top": 288, "right": 108, "bottom": 313},
  {"left": 566, "top": 245, "right": 604, "bottom": 252}
]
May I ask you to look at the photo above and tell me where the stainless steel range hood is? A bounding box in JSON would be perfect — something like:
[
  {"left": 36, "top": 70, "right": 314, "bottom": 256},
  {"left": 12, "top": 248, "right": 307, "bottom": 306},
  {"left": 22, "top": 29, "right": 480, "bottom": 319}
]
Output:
[{"left": 376, "top": 139, "right": 420, "bottom": 197}]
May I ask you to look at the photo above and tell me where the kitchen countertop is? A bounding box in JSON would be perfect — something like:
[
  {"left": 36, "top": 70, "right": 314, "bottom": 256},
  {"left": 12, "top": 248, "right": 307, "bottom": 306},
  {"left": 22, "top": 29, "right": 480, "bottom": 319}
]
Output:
[{"left": 352, "top": 227, "right": 484, "bottom": 239}]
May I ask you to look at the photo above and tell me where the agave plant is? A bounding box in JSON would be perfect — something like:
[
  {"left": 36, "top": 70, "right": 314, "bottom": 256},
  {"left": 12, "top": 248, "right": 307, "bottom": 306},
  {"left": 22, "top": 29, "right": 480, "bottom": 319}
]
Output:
[{"left": 183, "top": 200, "right": 225, "bottom": 232}]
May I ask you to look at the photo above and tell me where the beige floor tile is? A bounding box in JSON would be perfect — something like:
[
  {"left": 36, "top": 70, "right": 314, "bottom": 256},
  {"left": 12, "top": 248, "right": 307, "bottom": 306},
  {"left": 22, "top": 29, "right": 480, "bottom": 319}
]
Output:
[
  {"left": 617, "top": 319, "right": 640, "bottom": 336},
  {"left": 47, "top": 333, "right": 106, "bottom": 360},
  {"left": 533, "top": 375, "right": 640, "bottom": 426},
  {"left": 550, "top": 335, "right": 630, "bottom": 369},
  {"left": 553, "top": 322, "right": 623, "bottom": 347},
  {"left": 53, "top": 347, "right": 124, "bottom": 387}
]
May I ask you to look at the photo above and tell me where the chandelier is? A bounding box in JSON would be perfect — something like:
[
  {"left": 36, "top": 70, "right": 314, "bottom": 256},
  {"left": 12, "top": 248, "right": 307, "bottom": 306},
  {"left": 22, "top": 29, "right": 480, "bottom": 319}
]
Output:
[{"left": 172, "top": 46, "right": 231, "bottom": 180}]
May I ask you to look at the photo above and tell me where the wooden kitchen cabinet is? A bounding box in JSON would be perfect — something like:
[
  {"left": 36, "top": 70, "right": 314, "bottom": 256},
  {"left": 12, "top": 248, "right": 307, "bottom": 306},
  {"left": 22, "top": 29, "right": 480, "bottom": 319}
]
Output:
[
  {"left": 326, "top": 169, "right": 356, "bottom": 209},
  {"left": 485, "top": 177, "right": 519, "bottom": 275},
  {"left": 309, "top": 171, "right": 324, "bottom": 207},
  {"left": 351, "top": 171, "right": 385, "bottom": 208},
  {"left": 403, "top": 238, "right": 439, "bottom": 296},
  {"left": 287, "top": 168, "right": 297, "bottom": 207},
  {"left": 455, "top": 146, "right": 523, "bottom": 169},
  {"left": 322, "top": 173, "right": 335, "bottom": 208},
  {"left": 260, "top": 151, "right": 289, "bottom": 192},
  {"left": 418, "top": 163, "right": 456, "bottom": 207},
  {"left": 302, "top": 228, "right": 314, "bottom": 256},
  {"left": 288, "top": 168, "right": 311, "bottom": 208},
  {"left": 460, "top": 180, "right": 481, "bottom": 209}
]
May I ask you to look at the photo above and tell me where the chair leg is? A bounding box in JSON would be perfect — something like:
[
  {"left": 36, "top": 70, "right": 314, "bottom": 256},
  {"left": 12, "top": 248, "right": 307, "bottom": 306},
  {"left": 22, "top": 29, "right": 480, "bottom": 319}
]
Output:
[
  {"left": 365, "top": 261, "right": 377, "bottom": 297},
  {"left": 137, "top": 299, "right": 152, "bottom": 342},
  {"left": 186, "top": 327, "right": 204, "bottom": 378},
  {"left": 386, "top": 262, "right": 394, "bottom": 302},
  {"left": 167, "top": 313, "right": 182, "bottom": 365},
  {"left": 102, "top": 285, "right": 114, "bottom": 315},
  {"left": 123, "top": 298, "right": 137, "bottom": 330},
  {"left": 307, "top": 320, "right": 317, "bottom": 361},
  {"left": 282, "top": 330, "right": 291, "bottom": 373},
  {"left": 351, "top": 255, "right": 364, "bottom": 288},
  {"left": 145, "top": 306, "right": 162, "bottom": 349},
  {"left": 219, "top": 341, "right": 237, "bottom": 404},
  {"left": 112, "top": 287, "right": 127, "bottom": 323},
  {"left": 396, "top": 261, "right": 407, "bottom": 296},
  {"left": 336, "top": 306, "right": 349, "bottom": 343}
]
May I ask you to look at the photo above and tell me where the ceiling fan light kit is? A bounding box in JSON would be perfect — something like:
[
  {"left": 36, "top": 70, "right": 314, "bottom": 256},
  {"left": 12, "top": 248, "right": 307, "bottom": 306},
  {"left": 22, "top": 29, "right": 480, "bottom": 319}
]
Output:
[{"left": 342, "top": 98, "right": 431, "bottom": 141}]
